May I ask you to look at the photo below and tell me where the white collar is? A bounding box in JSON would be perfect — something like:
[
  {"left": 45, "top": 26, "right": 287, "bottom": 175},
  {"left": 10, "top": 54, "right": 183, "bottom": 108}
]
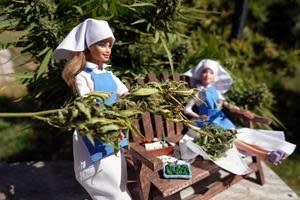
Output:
[
  {"left": 85, "top": 61, "right": 98, "bottom": 69},
  {"left": 196, "top": 83, "right": 212, "bottom": 91},
  {"left": 85, "top": 61, "right": 111, "bottom": 71}
]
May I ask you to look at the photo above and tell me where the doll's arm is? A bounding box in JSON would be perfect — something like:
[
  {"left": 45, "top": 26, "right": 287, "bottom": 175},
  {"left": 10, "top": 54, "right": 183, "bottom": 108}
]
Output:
[
  {"left": 215, "top": 90, "right": 226, "bottom": 108},
  {"left": 184, "top": 98, "right": 201, "bottom": 118},
  {"left": 216, "top": 99, "right": 224, "bottom": 108},
  {"left": 184, "top": 99, "right": 208, "bottom": 120},
  {"left": 75, "top": 73, "right": 91, "bottom": 96},
  {"left": 111, "top": 74, "right": 129, "bottom": 97},
  {"left": 235, "top": 140, "right": 285, "bottom": 165}
]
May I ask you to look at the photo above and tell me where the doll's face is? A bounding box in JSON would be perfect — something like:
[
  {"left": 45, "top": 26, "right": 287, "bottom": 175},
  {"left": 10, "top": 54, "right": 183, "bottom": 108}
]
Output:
[
  {"left": 88, "top": 38, "right": 113, "bottom": 64},
  {"left": 199, "top": 68, "right": 214, "bottom": 86}
]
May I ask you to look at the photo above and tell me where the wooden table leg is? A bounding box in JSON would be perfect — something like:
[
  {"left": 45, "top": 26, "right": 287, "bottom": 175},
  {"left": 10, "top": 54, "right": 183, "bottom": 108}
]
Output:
[
  {"left": 252, "top": 155, "right": 265, "bottom": 185},
  {"left": 132, "top": 153, "right": 151, "bottom": 200}
]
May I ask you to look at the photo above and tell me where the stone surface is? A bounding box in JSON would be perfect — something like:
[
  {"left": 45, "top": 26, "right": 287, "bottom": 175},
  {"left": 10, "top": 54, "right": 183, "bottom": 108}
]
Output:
[
  {"left": 211, "top": 162, "right": 299, "bottom": 200},
  {"left": 0, "top": 160, "right": 299, "bottom": 200}
]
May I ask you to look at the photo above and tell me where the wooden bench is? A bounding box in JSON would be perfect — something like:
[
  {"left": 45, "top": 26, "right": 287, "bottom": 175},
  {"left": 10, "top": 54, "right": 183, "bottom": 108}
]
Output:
[{"left": 126, "top": 71, "right": 270, "bottom": 200}]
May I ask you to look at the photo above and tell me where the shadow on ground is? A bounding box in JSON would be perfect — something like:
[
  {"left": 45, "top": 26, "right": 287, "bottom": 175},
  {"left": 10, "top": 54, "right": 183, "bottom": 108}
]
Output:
[{"left": 0, "top": 161, "right": 90, "bottom": 200}]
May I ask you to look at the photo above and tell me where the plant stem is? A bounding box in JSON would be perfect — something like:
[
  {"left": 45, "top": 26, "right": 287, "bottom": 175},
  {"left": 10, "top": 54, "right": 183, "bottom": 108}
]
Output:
[
  {"left": 185, "top": 123, "right": 213, "bottom": 138},
  {"left": 0, "top": 109, "right": 64, "bottom": 117}
]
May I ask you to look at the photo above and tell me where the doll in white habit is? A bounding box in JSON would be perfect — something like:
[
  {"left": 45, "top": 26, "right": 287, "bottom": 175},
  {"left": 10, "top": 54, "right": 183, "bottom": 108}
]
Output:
[
  {"left": 179, "top": 59, "right": 296, "bottom": 175},
  {"left": 53, "top": 19, "right": 131, "bottom": 200}
]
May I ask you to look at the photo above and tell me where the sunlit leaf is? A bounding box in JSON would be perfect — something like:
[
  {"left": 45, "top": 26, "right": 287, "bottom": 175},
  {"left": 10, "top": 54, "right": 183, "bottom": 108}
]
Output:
[
  {"left": 129, "top": 3, "right": 155, "bottom": 7},
  {"left": 37, "top": 49, "right": 53, "bottom": 77},
  {"left": 160, "top": 33, "right": 174, "bottom": 74},
  {"left": 37, "top": 46, "right": 51, "bottom": 57},
  {"left": 72, "top": 5, "right": 83, "bottom": 16},
  {"left": 0, "top": 72, "right": 34, "bottom": 79},
  {"left": 0, "top": 19, "right": 19, "bottom": 29},
  {"left": 154, "top": 31, "right": 159, "bottom": 43},
  {"left": 131, "top": 19, "right": 146, "bottom": 25}
]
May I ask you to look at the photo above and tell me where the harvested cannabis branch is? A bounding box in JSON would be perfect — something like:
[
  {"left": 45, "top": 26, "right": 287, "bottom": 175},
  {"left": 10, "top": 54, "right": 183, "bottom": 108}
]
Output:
[
  {"left": 0, "top": 80, "right": 236, "bottom": 158},
  {"left": 193, "top": 123, "right": 237, "bottom": 160}
]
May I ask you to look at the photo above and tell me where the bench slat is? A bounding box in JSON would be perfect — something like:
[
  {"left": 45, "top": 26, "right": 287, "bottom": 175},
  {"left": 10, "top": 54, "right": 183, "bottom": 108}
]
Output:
[
  {"left": 160, "top": 71, "right": 176, "bottom": 138},
  {"left": 172, "top": 72, "right": 185, "bottom": 135},
  {"left": 148, "top": 72, "right": 164, "bottom": 139},
  {"left": 137, "top": 78, "right": 155, "bottom": 139}
]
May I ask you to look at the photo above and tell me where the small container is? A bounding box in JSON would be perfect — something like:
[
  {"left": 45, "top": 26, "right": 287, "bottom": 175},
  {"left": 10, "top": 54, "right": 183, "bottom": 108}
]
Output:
[
  {"left": 141, "top": 139, "right": 174, "bottom": 156},
  {"left": 145, "top": 141, "right": 163, "bottom": 151},
  {"left": 147, "top": 145, "right": 174, "bottom": 156},
  {"left": 163, "top": 163, "right": 192, "bottom": 179}
]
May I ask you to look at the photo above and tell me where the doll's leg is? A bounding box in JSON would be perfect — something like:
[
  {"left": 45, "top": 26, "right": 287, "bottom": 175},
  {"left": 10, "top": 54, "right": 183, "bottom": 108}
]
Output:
[
  {"left": 234, "top": 140, "right": 267, "bottom": 158},
  {"left": 235, "top": 140, "right": 286, "bottom": 165}
]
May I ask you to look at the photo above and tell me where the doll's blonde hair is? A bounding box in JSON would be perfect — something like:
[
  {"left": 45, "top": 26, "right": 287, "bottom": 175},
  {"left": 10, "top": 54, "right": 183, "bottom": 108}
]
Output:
[{"left": 62, "top": 51, "right": 86, "bottom": 93}]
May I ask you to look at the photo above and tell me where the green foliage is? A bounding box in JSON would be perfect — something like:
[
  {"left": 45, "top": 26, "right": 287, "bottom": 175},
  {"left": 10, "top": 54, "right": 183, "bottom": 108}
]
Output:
[
  {"left": 0, "top": 118, "right": 73, "bottom": 162},
  {"left": 228, "top": 83, "right": 274, "bottom": 110},
  {"left": 270, "top": 154, "right": 300, "bottom": 196},
  {"left": 0, "top": 0, "right": 209, "bottom": 108},
  {"left": 261, "top": 0, "right": 300, "bottom": 48},
  {"left": 193, "top": 123, "right": 237, "bottom": 160},
  {"left": 0, "top": 119, "right": 32, "bottom": 161}
]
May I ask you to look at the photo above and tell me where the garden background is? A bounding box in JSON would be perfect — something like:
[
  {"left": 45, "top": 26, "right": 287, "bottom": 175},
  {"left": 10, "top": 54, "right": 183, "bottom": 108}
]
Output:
[{"left": 0, "top": 0, "right": 299, "bottom": 195}]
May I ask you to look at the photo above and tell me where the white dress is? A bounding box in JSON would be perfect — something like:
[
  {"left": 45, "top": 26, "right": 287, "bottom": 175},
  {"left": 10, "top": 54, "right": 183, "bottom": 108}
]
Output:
[{"left": 73, "top": 62, "right": 131, "bottom": 200}]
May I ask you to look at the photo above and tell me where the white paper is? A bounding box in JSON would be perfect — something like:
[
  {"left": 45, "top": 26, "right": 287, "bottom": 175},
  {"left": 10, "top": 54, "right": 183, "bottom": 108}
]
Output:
[{"left": 186, "top": 140, "right": 252, "bottom": 175}]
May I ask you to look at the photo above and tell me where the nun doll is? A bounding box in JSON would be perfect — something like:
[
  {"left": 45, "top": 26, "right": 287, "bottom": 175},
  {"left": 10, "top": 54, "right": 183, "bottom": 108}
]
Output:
[
  {"left": 179, "top": 59, "right": 296, "bottom": 174},
  {"left": 53, "top": 19, "right": 131, "bottom": 200}
]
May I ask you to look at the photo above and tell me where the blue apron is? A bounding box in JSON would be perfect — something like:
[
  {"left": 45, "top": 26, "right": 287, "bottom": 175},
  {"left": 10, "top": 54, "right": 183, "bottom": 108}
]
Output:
[
  {"left": 82, "top": 67, "right": 128, "bottom": 162},
  {"left": 197, "top": 85, "right": 235, "bottom": 129}
]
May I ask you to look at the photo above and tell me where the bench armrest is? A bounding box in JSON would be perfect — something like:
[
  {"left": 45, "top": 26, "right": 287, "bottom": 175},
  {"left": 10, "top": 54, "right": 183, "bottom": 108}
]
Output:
[
  {"left": 130, "top": 142, "right": 163, "bottom": 172},
  {"left": 223, "top": 104, "right": 272, "bottom": 125}
]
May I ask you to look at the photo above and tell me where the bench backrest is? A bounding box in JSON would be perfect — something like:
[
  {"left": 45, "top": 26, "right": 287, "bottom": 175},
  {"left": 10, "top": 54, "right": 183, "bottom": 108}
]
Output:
[{"left": 126, "top": 71, "right": 185, "bottom": 143}]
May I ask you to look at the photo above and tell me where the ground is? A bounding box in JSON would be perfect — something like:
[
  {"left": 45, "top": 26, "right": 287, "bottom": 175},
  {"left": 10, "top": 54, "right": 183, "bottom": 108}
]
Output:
[{"left": 0, "top": 160, "right": 299, "bottom": 200}]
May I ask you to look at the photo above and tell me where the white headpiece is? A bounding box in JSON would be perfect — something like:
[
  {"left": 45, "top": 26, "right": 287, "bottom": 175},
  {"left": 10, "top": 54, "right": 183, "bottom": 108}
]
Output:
[
  {"left": 53, "top": 18, "right": 115, "bottom": 60},
  {"left": 184, "top": 59, "right": 233, "bottom": 93}
]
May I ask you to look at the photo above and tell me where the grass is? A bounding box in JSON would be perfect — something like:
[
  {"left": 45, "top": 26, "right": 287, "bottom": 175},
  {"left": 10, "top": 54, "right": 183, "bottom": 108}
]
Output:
[
  {"left": 271, "top": 57, "right": 300, "bottom": 196},
  {"left": 0, "top": 119, "right": 33, "bottom": 160},
  {"left": 0, "top": 118, "right": 73, "bottom": 162}
]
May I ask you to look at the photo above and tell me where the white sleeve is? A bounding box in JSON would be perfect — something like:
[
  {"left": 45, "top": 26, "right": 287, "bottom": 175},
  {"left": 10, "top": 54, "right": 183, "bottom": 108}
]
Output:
[
  {"left": 111, "top": 74, "right": 129, "bottom": 96},
  {"left": 184, "top": 98, "right": 197, "bottom": 114},
  {"left": 217, "top": 90, "right": 225, "bottom": 101},
  {"left": 75, "top": 74, "right": 91, "bottom": 96}
]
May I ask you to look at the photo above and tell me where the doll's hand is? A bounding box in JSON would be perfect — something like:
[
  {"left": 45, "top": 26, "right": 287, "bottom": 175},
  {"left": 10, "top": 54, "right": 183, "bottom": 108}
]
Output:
[
  {"left": 223, "top": 101, "right": 229, "bottom": 107},
  {"left": 120, "top": 92, "right": 128, "bottom": 98},
  {"left": 199, "top": 114, "right": 208, "bottom": 120},
  {"left": 243, "top": 110, "right": 255, "bottom": 119},
  {"left": 119, "top": 131, "right": 124, "bottom": 140},
  {"left": 216, "top": 99, "right": 223, "bottom": 108}
]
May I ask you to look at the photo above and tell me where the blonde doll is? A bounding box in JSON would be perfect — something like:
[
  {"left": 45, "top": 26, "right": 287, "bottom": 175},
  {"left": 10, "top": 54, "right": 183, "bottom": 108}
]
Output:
[
  {"left": 53, "top": 19, "right": 131, "bottom": 200},
  {"left": 180, "top": 59, "right": 296, "bottom": 174}
]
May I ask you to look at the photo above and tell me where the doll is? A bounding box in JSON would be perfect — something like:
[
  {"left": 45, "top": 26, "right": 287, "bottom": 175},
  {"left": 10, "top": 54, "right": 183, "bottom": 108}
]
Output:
[
  {"left": 179, "top": 59, "right": 296, "bottom": 174},
  {"left": 53, "top": 19, "right": 131, "bottom": 200}
]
